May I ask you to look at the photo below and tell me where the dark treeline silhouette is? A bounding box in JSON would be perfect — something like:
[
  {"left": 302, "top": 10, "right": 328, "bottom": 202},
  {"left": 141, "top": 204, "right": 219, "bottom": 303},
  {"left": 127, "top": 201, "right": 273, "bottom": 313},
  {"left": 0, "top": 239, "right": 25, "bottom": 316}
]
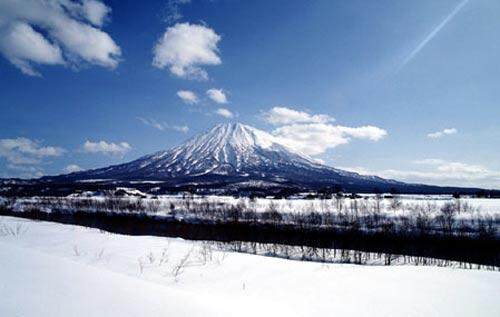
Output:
[
  {"left": 210, "top": 240, "right": 498, "bottom": 271},
  {"left": 2, "top": 195, "right": 496, "bottom": 239},
  {"left": 2, "top": 179, "right": 500, "bottom": 198},
  {"left": 1, "top": 195, "right": 499, "bottom": 267}
]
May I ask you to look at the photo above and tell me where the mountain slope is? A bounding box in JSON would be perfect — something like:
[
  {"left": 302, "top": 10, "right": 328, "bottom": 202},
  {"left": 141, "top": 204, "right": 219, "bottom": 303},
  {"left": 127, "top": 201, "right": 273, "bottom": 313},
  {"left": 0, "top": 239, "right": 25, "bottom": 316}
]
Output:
[
  {"left": 41, "top": 122, "right": 486, "bottom": 194},
  {"left": 54, "top": 123, "right": 391, "bottom": 182}
]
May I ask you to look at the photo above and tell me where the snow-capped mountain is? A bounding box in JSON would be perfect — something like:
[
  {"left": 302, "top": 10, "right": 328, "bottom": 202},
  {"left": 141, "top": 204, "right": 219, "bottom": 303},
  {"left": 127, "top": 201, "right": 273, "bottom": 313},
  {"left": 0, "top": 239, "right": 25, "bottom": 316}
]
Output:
[
  {"left": 125, "top": 122, "right": 324, "bottom": 178},
  {"left": 43, "top": 122, "right": 483, "bottom": 194}
]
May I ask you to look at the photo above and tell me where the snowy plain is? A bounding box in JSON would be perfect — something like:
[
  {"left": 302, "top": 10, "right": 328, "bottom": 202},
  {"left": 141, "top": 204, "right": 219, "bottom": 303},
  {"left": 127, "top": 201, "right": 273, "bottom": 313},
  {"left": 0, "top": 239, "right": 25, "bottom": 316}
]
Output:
[{"left": 0, "top": 215, "right": 499, "bottom": 317}]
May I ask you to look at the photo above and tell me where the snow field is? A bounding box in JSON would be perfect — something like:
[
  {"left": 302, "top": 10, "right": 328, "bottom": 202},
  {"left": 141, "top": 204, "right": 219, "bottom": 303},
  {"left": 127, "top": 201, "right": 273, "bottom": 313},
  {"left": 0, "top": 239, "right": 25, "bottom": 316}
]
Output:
[{"left": 0, "top": 215, "right": 499, "bottom": 316}]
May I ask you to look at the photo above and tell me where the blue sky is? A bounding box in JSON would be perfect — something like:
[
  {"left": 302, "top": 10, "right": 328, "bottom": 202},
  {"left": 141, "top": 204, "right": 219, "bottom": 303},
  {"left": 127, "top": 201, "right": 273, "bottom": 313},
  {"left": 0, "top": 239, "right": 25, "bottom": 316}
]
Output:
[{"left": 0, "top": 0, "right": 499, "bottom": 188}]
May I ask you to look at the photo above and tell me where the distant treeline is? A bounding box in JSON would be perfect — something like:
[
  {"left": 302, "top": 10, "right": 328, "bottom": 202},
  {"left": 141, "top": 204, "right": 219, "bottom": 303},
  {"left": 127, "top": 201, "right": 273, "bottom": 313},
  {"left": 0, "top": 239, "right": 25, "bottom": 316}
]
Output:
[
  {"left": 1, "top": 195, "right": 499, "bottom": 266},
  {"left": 2, "top": 179, "right": 500, "bottom": 198},
  {"left": 2, "top": 195, "right": 497, "bottom": 239}
]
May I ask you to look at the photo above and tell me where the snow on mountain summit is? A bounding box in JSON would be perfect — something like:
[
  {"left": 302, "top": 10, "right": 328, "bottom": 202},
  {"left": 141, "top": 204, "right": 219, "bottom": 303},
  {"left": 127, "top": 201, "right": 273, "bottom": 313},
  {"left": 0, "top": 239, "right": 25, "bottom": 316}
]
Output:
[
  {"left": 167, "top": 122, "right": 315, "bottom": 165},
  {"left": 133, "top": 122, "right": 321, "bottom": 177}
]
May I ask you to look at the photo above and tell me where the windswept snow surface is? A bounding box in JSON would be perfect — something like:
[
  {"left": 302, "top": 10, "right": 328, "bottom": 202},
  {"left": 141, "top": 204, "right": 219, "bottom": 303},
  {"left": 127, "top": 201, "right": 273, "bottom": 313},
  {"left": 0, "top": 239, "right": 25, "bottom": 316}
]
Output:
[{"left": 0, "top": 216, "right": 499, "bottom": 316}]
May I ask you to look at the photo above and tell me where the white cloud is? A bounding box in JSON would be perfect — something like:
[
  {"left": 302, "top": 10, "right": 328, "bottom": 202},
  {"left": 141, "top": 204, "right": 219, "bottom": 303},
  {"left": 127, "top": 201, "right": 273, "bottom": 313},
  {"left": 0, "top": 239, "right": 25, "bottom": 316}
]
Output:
[
  {"left": 313, "top": 158, "right": 326, "bottom": 165},
  {"left": 338, "top": 166, "right": 372, "bottom": 176},
  {"left": 83, "top": 140, "right": 131, "bottom": 156},
  {"left": 63, "top": 164, "right": 83, "bottom": 173},
  {"left": 172, "top": 125, "right": 189, "bottom": 133},
  {"left": 341, "top": 159, "right": 500, "bottom": 189},
  {"left": 262, "top": 107, "right": 386, "bottom": 156},
  {"left": 80, "top": 0, "right": 110, "bottom": 27},
  {"left": 215, "top": 108, "right": 234, "bottom": 118},
  {"left": 137, "top": 117, "right": 189, "bottom": 133},
  {"left": 427, "top": 128, "right": 457, "bottom": 139},
  {"left": 435, "top": 162, "right": 488, "bottom": 174},
  {"left": 337, "top": 126, "right": 388, "bottom": 141},
  {"left": 0, "top": 137, "right": 65, "bottom": 165},
  {"left": 177, "top": 90, "right": 198, "bottom": 104},
  {"left": 206, "top": 88, "right": 228, "bottom": 104},
  {"left": 411, "top": 159, "right": 488, "bottom": 174},
  {"left": 152, "top": 23, "right": 221, "bottom": 80},
  {"left": 0, "top": 21, "right": 64, "bottom": 76},
  {"left": 413, "top": 158, "right": 447, "bottom": 165},
  {"left": 162, "top": 0, "right": 191, "bottom": 24},
  {"left": 137, "top": 117, "right": 165, "bottom": 131},
  {"left": 271, "top": 123, "right": 387, "bottom": 156},
  {"left": 0, "top": 0, "right": 121, "bottom": 76},
  {"left": 263, "top": 107, "right": 334, "bottom": 126},
  {"left": 3, "top": 164, "right": 44, "bottom": 179}
]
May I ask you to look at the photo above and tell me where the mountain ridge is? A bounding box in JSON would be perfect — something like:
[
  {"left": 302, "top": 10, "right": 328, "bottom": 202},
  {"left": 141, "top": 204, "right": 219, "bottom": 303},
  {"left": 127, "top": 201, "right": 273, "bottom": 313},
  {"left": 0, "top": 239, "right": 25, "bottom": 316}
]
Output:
[
  {"left": 11, "top": 122, "right": 491, "bottom": 195},
  {"left": 51, "top": 122, "right": 397, "bottom": 183}
]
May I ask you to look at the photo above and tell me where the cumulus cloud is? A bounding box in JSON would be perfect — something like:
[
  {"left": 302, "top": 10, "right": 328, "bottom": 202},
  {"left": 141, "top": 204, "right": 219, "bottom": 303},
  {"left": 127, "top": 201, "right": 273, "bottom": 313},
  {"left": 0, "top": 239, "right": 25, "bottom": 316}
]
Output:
[
  {"left": 137, "top": 117, "right": 189, "bottom": 133},
  {"left": 0, "top": 0, "right": 121, "bottom": 76},
  {"left": 0, "top": 22, "right": 65, "bottom": 76},
  {"left": 206, "top": 88, "right": 228, "bottom": 104},
  {"left": 83, "top": 140, "right": 131, "bottom": 156},
  {"left": 63, "top": 164, "right": 83, "bottom": 173},
  {"left": 341, "top": 159, "right": 500, "bottom": 189},
  {"left": 0, "top": 137, "right": 65, "bottom": 165},
  {"left": 262, "top": 107, "right": 387, "bottom": 156},
  {"left": 152, "top": 23, "right": 221, "bottom": 80},
  {"left": 427, "top": 128, "right": 457, "bottom": 139},
  {"left": 177, "top": 90, "right": 198, "bottom": 104},
  {"left": 80, "top": 0, "right": 110, "bottom": 27},
  {"left": 263, "top": 107, "right": 334, "bottom": 126},
  {"left": 272, "top": 123, "right": 387, "bottom": 156},
  {"left": 215, "top": 108, "right": 234, "bottom": 118}
]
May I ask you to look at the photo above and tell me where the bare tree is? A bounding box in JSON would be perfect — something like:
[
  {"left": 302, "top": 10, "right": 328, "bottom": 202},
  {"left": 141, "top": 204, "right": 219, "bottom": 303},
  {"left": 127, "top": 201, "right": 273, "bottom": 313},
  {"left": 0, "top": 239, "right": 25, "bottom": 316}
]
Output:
[
  {"left": 438, "top": 202, "right": 457, "bottom": 234},
  {"left": 389, "top": 195, "right": 402, "bottom": 211},
  {"left": 171, "top": 248, "right": 193, "bottom": 282}
]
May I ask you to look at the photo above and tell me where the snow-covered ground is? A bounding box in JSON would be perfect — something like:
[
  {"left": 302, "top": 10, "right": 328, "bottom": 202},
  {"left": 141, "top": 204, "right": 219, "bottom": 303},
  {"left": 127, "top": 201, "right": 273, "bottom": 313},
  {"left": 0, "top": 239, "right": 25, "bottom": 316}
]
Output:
[{"left": 0, "top": 215, "right": 499, "bottom": 316}]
